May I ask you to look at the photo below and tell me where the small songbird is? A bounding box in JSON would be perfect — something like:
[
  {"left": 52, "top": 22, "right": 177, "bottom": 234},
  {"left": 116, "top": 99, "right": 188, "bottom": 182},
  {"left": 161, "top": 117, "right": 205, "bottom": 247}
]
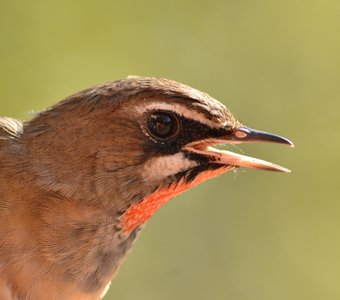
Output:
[{"left": 0, "top": 76, "right": 293, "bottom": 300}]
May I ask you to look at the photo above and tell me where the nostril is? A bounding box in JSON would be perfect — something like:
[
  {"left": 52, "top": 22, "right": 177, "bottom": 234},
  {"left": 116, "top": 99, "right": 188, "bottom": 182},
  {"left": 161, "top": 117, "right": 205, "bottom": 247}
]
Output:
[{"left": 234, "top": 130, "right": 248, "bottom": 139}]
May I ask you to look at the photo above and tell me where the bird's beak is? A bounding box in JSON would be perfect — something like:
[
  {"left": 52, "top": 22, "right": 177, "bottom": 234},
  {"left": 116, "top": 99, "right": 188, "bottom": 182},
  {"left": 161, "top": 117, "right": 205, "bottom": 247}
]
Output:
[{"left": 184, "top": 127, "right": 294, "bottom": 172}]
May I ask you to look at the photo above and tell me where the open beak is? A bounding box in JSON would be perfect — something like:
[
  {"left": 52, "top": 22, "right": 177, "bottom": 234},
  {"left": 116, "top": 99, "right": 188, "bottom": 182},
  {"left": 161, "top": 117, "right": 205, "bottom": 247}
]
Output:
[{"left": 184, "top": 127, "right": 294, "bottom": 173}]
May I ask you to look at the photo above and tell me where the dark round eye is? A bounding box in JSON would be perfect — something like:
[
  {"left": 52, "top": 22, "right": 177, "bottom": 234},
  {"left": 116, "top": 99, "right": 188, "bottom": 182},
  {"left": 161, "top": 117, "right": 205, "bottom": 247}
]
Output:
[{"left": 147, "top": 112, "right": 179, "bottom": 140}]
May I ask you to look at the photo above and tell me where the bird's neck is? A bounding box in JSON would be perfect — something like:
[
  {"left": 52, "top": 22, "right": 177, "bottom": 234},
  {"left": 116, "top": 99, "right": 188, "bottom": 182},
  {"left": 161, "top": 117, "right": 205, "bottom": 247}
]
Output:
[
  {"left": 34, "top": 194, "right": 141, "bottom": 290},
  {"left": 2, "top": 182, "right": 140, "bottom": 298},
  {"left": 0, "top": 136, "right": 141, "bottom": 298}
]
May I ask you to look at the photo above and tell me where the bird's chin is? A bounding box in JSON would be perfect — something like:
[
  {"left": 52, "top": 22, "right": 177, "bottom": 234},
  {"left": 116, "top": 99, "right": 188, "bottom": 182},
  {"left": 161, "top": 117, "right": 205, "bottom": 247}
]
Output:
[{"left": 183, "top": 137, "right": 291, "bottom": 173}]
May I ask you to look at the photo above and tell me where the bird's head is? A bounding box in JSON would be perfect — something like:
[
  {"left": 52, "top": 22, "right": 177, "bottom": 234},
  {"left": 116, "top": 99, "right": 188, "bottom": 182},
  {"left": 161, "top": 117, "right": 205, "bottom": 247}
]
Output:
[{"left": 24, "top": 76, "right": 293, "bottom": 235}]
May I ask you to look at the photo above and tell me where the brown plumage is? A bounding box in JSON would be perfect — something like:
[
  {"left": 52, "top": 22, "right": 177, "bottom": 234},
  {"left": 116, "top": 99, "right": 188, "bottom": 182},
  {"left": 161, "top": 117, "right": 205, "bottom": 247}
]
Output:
[{"left": 0, "top": 76, "right": 293, "bottom": 299}]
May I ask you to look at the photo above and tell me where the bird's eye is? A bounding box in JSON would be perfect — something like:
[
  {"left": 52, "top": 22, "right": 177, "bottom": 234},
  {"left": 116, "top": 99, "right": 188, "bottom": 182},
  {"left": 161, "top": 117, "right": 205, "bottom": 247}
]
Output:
[{"left": 147, "top": 112, "right": 179, "bottom": 140}]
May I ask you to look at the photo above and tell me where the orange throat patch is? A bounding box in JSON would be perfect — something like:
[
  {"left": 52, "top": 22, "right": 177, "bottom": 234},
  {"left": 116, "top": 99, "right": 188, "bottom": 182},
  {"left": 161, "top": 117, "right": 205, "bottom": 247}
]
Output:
[{"left": 121, "top": 166, "right": 230, "bottom": 234}]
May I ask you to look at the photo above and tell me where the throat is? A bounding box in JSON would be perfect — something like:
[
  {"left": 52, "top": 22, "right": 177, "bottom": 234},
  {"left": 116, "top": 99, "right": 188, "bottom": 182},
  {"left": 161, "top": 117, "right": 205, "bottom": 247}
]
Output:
[{"left": 121, "top": 166, "right": 229, "bottom": 234}]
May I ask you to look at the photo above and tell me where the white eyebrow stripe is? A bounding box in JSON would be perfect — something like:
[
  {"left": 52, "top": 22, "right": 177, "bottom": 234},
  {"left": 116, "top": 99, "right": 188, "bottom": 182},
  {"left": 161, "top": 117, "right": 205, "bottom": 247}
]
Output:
[{"left": 135, "top": 102, "right": 225, "bottom": 128}]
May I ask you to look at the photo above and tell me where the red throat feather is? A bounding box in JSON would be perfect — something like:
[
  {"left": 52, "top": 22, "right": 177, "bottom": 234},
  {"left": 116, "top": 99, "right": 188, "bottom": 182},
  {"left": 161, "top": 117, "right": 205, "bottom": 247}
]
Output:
[{"left": 121, "top": 167, "right": 229, "bottom": 234}]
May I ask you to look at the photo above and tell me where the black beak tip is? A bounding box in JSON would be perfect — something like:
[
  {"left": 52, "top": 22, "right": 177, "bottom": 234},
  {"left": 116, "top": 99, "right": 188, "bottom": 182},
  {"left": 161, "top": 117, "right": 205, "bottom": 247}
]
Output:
[
  {"left": 236, "top": 127, "right": 294, "bottom": 147},
  {"left": 287, "top": 140, "right": 295, "bottom": 148}
]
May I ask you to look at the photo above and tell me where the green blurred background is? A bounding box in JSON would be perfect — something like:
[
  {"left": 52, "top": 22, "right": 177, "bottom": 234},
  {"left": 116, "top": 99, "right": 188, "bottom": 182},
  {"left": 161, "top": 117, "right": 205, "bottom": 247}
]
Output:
[{"left": 1, "top": 0, "right": 339, "bottom": 299}]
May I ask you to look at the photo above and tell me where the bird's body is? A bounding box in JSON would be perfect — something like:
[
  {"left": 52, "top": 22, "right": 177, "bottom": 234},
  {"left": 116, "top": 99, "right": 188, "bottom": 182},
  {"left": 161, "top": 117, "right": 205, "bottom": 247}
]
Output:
[{"left": 0, "top": 77, "right": 292, "bottom": 299}]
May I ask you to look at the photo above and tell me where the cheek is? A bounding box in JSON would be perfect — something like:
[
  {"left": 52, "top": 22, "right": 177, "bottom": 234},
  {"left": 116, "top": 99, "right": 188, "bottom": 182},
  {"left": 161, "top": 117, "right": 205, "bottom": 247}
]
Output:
[
  {"left": 97, "top": 143, "right": 146, "bottom": 172},
  {"left": 97, "top": 121, "right": 147, "bottom": 170}
]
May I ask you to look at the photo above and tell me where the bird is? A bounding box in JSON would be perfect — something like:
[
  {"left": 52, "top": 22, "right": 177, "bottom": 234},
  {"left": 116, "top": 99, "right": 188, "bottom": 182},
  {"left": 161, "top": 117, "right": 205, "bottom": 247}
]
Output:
[{"left": 0, "top": 76, "right": 293, "bottom": 300}]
